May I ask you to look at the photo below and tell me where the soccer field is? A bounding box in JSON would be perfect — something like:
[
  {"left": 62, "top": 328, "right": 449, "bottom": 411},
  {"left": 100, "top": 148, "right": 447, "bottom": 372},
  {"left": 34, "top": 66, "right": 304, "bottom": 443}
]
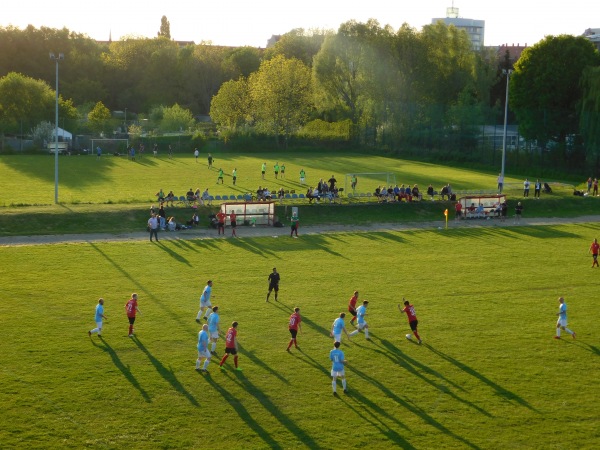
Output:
[{"left": 1, "top": 223, "right": 599, "bottom": 449}]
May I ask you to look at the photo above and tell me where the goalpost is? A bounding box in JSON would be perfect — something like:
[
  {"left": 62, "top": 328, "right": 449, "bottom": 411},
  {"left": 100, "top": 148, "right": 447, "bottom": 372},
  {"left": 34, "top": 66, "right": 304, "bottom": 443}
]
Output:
[
  {"left": 344, "top": 172, "right": 397, "bottom": 194},
  {"left": 90, "top": 138, "right": 129, "bottom": 155}
]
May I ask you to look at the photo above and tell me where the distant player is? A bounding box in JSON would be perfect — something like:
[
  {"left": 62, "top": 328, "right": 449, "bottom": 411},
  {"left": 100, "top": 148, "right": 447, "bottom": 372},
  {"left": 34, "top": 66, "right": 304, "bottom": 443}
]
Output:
[
  {"left": 219, "top": 321, "right": 242, "bottom": 371},
  {"left": 196, "top": 280, "right": 214, "bottom": 322},
  {"left": 300, "top": 168, "right": 306, "bottom": 184},
  {"left": 196, "top": 324, "right": 211, "bottom": 372},
  {"left": 287, "top": 307, "right": 302, "bottom": 351},
  {"left": 232, "top": 168, "right": 237, "bottom": 185},
  {"left": 217, "top": 168, "right": 224, "bottom": 184},
  {"left": 280, "top": 163, "right": 285, "bottom": 179},
  {"left": 125, "top": 293, "right": 142, "bottom": 337},
  {"left": 330, "top": 313, "right": 352, "bottom": 344},
  {"left": 261, "top": 162, "right": 266, "bottom": 180},
  {"left": 266, "top": 267, "right": 280, "bottom": 302},
  {"left": 554, "top": 297, "right": 576, "bottom": 339},
  {"left": 349, "top": 301, "right": 369, "bottom": 340},
  {"left": 88, "top": 298, "right": 107, "bottom": 337},
  {"left": 589, "top": 238, "right": 599, "bottom": 268},
  {"left": 229, "top": 211, "right": 237, "bottom": 237},
  {"left": 274, "top": 162, "right": 280, "bottom": 179},
  {"left": 207, "top": 306, "right": 221, "bottom": 354},
  {"left": 207, "top": 153, "right": 213, "bottom": 168},
  {"left": 290, "top": 213, "right": 299, "bottom": 238},
  {"left": 330, "top": 341, "right": 348, "bottom": 395},
  {"left": 348, "top": 291, "right": 359, "bottom": 325},
  {"left": 399, "top": 298, "right": 422, "bottom": 344}
]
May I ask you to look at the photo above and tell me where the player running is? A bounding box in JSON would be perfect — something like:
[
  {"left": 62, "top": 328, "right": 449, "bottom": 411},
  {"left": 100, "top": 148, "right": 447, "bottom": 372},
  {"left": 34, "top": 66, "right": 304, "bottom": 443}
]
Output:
[
  {"left": 287, "top": 307, "right": 302, "bottom": 351},
  {"left": 589, "top": 238, "right": 599, "bottom": 268},
  {"left": 349, "top": 300, "right": 369, "bottom": 340},
  {"left": 196, "top": 280, "right": 214, "bottom": 323},
  {"left": 330, "top": 341, "right": 348, "bottom": 395},
  {"left": 196, "top": 324, "right": 211, "bottom": 372},
  {"left": 207, "top": 306, "right": 221, "bottom": 355},
  {"left": 125, "top": 293, "right": 142, "bottom": 337},
  {"left": 348, "top": 291, "right": 359, "bottom": 326},
  {"left": 555, "top": 297, "right": 576, "bottom": 340},
  {"left": 398, "top": 298, "right": 422, "bottom": 344},
  {"left": 330, "top": 313, "right": 352, "bottom": 344},
  {"left": 88, "top": 298, "right": 107, "bottom": 337}
]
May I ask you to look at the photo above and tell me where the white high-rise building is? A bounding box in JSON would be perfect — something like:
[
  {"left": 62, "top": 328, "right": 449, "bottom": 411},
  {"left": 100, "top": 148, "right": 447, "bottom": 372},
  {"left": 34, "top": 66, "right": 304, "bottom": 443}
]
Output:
[{"left": 432, "top": 5, "right": 485, "bottom": 51}]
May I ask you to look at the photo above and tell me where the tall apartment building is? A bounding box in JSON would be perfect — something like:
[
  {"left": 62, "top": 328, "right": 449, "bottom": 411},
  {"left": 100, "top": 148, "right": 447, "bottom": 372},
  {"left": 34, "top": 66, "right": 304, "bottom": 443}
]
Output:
[{"left": 432, "top": 5, "right": 485, "bottom": 50}]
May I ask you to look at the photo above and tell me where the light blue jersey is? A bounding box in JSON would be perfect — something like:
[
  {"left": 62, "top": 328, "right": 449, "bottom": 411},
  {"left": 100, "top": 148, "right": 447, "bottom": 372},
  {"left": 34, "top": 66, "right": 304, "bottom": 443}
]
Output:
[
  {"left": 559, "top": 303, "right": 567, "bottom": 320},
  {"left": 207, "top": 312, "right": 220, "bottom": 333},
  {"left": 200, "top": 285, "right": 212, "bottom": 303},
  {"left": 95, "top": 304, "right": 104, "bottom": 322},
  {"left": 330, "top": 348, "right": 345, "bottom": 371},
  {"left": 198, "top": 330, "right": 209, "bottom": 352},
  {"left": 332, "top": 317, "right": 345, "bottom": 335},
  {"left": 356, "top": 305, "right": 367, "bottom": 325}
]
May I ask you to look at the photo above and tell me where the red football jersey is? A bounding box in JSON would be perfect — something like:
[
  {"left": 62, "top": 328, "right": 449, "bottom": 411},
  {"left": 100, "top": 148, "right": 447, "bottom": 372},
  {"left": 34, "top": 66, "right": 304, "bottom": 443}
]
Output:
[
  {"left": 225, "top": 327, "right": 237, "bottom": 348},
  {"left": 591, "top": 242, "right": 600, "bottom": 254},
  {"left": 289, "top": 312, "right": 302, "bottom": 330},
  {"left": 125, "top": 299, "right": 137, "bottom": 318},
  {"left": 216, "top": 212, "right": 226, "bottom": 223},
  {"left": 348, "top": 295, "right": 358, "bottom": 310},
  {"left": 402, "top": 304, "right": 418, "bottom": 322}
]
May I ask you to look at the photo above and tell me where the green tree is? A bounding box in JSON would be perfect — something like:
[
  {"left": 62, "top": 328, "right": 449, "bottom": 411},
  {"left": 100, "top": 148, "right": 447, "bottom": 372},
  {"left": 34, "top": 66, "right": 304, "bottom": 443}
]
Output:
[
  {"left": 210, "top": 78, "right": 251, "bottom": 130},
  {"left": 580, "top": 66, "right": 600, "bottom": 167},
  {"left": 249, "top": 55, "right": 313, "bottom": 146},
  {"left": 158, "top": 16, "right": 171, "bottom": 39},
  {"left": 159, "top": 103, "right": 195, "bottom": 133},
  {"left": 222, "top": 47, "right": 261, "bottom": 78},
  {"left": 264, "top": 28, "right": 329, "bottom": 67},
  {"left": 87, "top": 101, "right": 112, "bottom": 135},
  {"left": 511, "top": 35, "right": 600, "bottom": 146}
]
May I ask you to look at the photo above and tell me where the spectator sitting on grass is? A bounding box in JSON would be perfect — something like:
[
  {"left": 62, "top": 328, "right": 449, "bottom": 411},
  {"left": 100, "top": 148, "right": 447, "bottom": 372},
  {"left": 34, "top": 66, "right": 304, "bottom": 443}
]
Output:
[
  {"left": 187, "top": 188, "right": 195, "bottom": 202},
  {"left": 412, "top": 185, "right": 420, "bottom": 201},
  {"left": 440, "top": 185, "right": 449, "bottom": 200}
]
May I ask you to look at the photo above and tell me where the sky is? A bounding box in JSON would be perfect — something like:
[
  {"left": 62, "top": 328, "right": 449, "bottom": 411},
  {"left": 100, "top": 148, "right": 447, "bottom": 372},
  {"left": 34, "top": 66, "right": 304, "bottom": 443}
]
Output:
[{"left": 3, "top": 0, "right": 598, "bottom": 48}]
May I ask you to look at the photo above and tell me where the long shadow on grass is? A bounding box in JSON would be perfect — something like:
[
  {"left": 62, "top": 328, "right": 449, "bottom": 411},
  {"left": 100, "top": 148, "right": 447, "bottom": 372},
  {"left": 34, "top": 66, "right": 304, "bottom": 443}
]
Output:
[
  {"left": 375, "top": 338, "right": 492, "bottom": 417},
  {"left": 202, "top": 374, "right": 283, "bottom": 449},
  {"left": 92, "top": 337, "right": 151, "bottom": 402},
  {"left": 268, "top": 300, "right": 332, "bottom": 338},
  {"left": 288, "top": 347, "right": 330, "bottom": 377},
  {"left": 155, "top": 241, "right": 191, "bottom": 265},
  {"left": 232, "top": 375, "right": 324, "bottom": 449},
  {"left": 132, "top": 337, "right": 199, "bottom": 407},
  {"left": 347, "top": 364, "right": 481, "bottom": 450},
  {"left": 226, "top": 236, "right": 279, "bottom": 258},
  {"left": 237, "top": 344, "right": 289, "bottom": 384},
  {"left": 425, "top": 344, "right": 538, "bottom": 413}
]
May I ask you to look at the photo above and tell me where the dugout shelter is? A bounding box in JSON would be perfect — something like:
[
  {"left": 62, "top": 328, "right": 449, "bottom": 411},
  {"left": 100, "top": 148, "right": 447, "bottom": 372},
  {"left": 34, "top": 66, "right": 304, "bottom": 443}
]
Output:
[
  {"left": 458, "top": 194, "right": 506, "bottom": 219},
  {"left": 220, "top": 201, "right": 275, "bottom": 226}
]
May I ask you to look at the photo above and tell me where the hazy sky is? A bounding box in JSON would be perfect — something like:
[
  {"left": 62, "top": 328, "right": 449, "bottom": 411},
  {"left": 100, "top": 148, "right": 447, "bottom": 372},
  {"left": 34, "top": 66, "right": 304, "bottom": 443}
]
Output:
[{"left": 3, "top": 0, "right": 598, "bottom": 48}]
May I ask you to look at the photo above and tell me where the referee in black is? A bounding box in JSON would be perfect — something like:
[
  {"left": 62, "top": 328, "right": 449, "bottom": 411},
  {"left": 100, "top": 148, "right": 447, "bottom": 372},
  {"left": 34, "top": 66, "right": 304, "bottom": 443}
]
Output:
[{"left": 266, "top": 267, "right": 280, "bottom": 302}]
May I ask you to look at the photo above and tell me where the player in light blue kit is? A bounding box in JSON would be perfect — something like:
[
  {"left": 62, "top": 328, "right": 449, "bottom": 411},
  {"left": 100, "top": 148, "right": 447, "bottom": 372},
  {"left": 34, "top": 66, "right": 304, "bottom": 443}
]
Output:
[
  {"left": 196, "top": 324, "right": 211, "bottom": 372},
  {"left": 330, "top": 312, "right": 352, "bottom": 344},
  {"left": 88, "top": 298, "right": 107, "bottom": 337},
  {"left": 349, "top": 300, "right": 369, "bottom": 339},
  {"left": 330, "top": 341, "right": 348, "bottom": 395},
  {"left": 207, "top": 306, "right": 221, "bottom": 354},
  {"left": 554, "top": 296, "right": 576, "bottom": 339},
  {"left": 196, "top": 280, "right": 214, "bottom": 322}
]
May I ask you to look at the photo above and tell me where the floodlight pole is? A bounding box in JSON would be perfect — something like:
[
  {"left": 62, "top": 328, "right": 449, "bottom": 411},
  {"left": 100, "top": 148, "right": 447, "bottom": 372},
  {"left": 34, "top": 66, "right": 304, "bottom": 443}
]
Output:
[
  {"left": 501, "top": 69, "right": 513, "bottom": 180},
  {"left": 50, "top": 52, "right": 64, "bottom": 204}
]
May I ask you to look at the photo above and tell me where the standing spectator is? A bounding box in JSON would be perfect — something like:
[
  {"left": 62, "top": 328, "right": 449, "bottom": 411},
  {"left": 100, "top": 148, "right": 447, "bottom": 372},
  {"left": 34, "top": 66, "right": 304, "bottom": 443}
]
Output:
[
  {"left": 587, "top": 177, "right": 593, "bottom": 194},
  {"left": 523, "top": 178, "right": 530, "bottom": 197},
  {"left": 139, "top": 143, "right": 145, "bottom": 158},
  {"left": 534, "top": 179, "right": 541, "bottom": 199},
  {"left": 232, "top": 168, "right": 237, "bottom": 185},
  {"left": 266, "top": 267, "right": 280, "bottom": 302},
  {"left": 129, "top": 146, "right": 136, "bottom": 161},
  {"left": 274, "top": 162, "right": 280, "bottom": 179},
  {"left": 349, "top": 300, "right": 370, "bottom": 340},
  {"left": 168, "top": 144, "right": 173, "bottom": 159},
  {"left": 158, "top": 204, "right": 166, "bottom": 230},
  {"left": 501, "top": 200, "right": 508, "bottom": 222},
  {"left": 196, "top": 280, "right": 214, "bottom": 323},
  {"left": 330, "top": 313, "right": 352, "bottom": 344},
  {"left": 328, "top": 175, "right": 337, "bottom": 191},
  {"left": 229, "top": 210, "right": 238, "bottom": 237},
  {"left": 554, "top": 297, "right": 576, "bottom": 339},
  {"left": 280, "top": 163, "right": 286, "bottom": 179},
  {"left": 589, "top": 238, "right": 599, "bottom": 268},
  {"left": 196, "top": 324, "right": 211, "bottom": 372},
  {"left": 217, "top": 168, "right": 224, "bottom": 184},
  {"left": 287, "top": 307, "right": 302, "bottom": 351},
  {"left": 216, "top": 210, "right": 226, "bottom": 235},
  {"left": 219, "top": 322, "right": 242, "bottom": 371},
  {"left": 515, "top": 202, "right": 523, "bottom": 223},
  {"left": 207, "top": 306, "right": 221, "bottom": 355},
  {"left": 88, "top": 298, "right": 107, "bottom": 337},
  {"left": 125, "top": 293, "right": 141, "bottom": 337},
  {"left": 497, "top": 173, "right": 504, "bottom": 194},
  {"left": 351, "top": 174, "right": 358, "bottom": 192},
  {"left": 398, "top": 299, "right": 422, "bottom": 344},
  {"left": 202, "top": 188, "right": 210, "bottom": 206},
  {"left": 261, "top": 162, "right": 266, "bottom": 180},
  {"left": 300, "top": 168, "right": 306, "bottom": 184},
  {"left": 330, "top": 341, "right": 348, "bottom": 395},
  {"left": 96, "top": 146, "right": 102, "bottom": 159},
  {"left": 455, "top": 201, "right": 463, "bottom": 221},
  {"left": 594, "top": 178, "right": 599, "bottom": 196},
  {"left": 348, "top": 291, "right": 359, "bottom": 326},
  {"left": 153, "top": 143, "right": 158, "bottom": 156},
  {"left": 290, "top": 213, "right": 299, "bottom": 238},
  {"left": 148, "top": 213, "right": 159, "bottom": 242},
  {"left": 194, "top": 148, "right": 199, "bottom": 162},
  {"left": 207, "top": 153, "right": 213, "bottom": 168}
]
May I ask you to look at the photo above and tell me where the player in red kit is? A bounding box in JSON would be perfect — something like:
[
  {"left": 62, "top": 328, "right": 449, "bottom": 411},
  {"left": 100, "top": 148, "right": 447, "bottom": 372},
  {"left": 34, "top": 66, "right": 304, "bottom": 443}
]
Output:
[
  {"left": 398, "top": 298, "right": 422, "bottom": 344},
  {"left": 348, "top": 291, "right": 359, "bottom": 326},
  {"left": 589, "top": 238, "right": 599, "bottom": 268},
  {"left": 287, "top": 307, "right": 302, "bottom": 351},
  {"left": 219, "top": 322, "right": 242, "bottom": 371},
  {"left": 125, "top": 293, "right": 142, "bottom": 337},
  {"left": 216, "top": 211, "right": 226, "bottom": 235}
]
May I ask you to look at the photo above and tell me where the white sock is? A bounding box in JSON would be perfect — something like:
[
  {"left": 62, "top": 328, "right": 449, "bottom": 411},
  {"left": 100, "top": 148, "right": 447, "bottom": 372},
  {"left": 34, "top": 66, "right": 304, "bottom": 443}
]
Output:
[
  {"left": 332, "top": 379, "right": 337, "bottom": 392},
  {"left": 203, "top": 310, "right": 210, "bottom": 318},
  {"left": 556, "top": 329, "right": 561, "bottom": 337},
  {"left": 196, "top": 311, "right": 202, "bottom": 320},
  {"left": 211, "top": 342, "right": 216, "bottom": 352},
  {"left": 365, "top": 329, "right": 369, "bottom": 339},
  {"left": 203, "top": 359, "right": 210, "bottom": 370},
  {"left": 349, "top": 330, "right": 359, "bottom": 337},
  {"left": 566, "top": 328, "right": 574, "bottom": 335},
  {"left": 196, "top": 359, "right": 200, "bottom": 369},
  {"left": 342, "top": 379, "right": 347, "bottom": 390},
  {"left": 91, "top": 328, "right": 99, "bottom": 334}
]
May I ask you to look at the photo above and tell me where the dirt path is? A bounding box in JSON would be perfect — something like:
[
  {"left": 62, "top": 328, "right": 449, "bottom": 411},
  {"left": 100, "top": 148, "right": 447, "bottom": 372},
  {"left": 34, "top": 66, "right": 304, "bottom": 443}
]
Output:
[{"left": 1, "top": 215, "right": 599, "bottom": 247}]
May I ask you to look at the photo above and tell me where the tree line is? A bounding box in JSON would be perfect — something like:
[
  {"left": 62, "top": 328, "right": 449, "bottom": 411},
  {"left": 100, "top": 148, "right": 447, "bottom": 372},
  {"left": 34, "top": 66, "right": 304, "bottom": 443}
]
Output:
[{"left": 1, "top": 21, "right": 599, "bottom": 172}]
